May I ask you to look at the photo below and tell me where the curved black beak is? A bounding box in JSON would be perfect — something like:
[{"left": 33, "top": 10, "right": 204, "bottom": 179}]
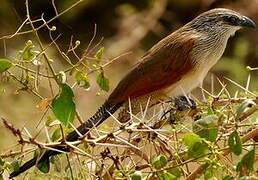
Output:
[{"left": 240, "top": 16, "right": 256, "bottom": 28}]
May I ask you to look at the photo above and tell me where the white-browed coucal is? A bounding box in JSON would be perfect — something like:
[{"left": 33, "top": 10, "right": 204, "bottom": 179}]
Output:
[{"left": 10, "top": 8, "right": 256, "bottom": 178}]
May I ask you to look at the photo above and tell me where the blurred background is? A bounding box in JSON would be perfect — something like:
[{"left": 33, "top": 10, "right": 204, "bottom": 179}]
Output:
[{"left": 0, "top": 0, "right": 258, "bottom": 149}]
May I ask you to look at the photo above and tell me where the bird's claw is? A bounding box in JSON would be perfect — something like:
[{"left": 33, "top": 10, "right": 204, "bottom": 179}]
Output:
[
  {"left": 174, "top": 96, "right": 196, "bottom": 111},
  {"left": 160, "top": 96, "right": 197, "bottom": 125}
]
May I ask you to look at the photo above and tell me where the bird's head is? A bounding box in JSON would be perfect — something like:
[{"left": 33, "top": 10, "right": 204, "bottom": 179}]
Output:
[{"left": 187, "top": 8, "right": 256, "bottom": 36}]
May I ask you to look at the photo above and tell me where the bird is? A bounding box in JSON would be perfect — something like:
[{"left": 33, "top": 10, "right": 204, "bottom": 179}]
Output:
[{"left": 10, "top": 8, "right": 255, "bottom": 178}]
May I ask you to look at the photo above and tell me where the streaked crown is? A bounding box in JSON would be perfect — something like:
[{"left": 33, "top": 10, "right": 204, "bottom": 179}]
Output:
[{"left": 187, "top": 8, "right": 255, "bottom": 33}]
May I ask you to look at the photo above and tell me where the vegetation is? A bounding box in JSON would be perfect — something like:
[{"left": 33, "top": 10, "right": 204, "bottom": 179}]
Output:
[{"left": 0, "top": 0, "right": 257, "bottom": 179}]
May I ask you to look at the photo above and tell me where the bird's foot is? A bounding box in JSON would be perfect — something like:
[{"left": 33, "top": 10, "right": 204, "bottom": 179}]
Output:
[
  {"left": 159, "top": 96, "right": 197, "bottom": 125},
  {"left": 174, "top": 96, "right": 196, "bottom": 111}
]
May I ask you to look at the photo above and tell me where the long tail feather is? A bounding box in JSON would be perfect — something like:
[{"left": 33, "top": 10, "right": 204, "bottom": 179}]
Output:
[{"left": 9, "top": 102, "right": 122, "bottom": 178}]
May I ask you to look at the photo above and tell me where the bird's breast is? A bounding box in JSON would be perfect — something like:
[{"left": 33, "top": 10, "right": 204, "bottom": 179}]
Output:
[
  {"left": 162, "top": 66, "right": 206, "bottom": 97},
  {"left": 163, "top": 44, "right": 225, "bottom": 97}
]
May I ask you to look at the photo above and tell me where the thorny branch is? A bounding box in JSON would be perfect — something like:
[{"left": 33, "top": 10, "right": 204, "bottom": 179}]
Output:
[
  {"left": 2, "top": 92, "right": 258, "bottom": 178},
  {"left": 0, "top": 0, "right": 258, "bottom": 179}
]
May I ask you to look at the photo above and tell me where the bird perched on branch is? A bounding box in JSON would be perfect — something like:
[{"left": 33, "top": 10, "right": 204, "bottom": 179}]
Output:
[{"left": 10, "top": 8, "right": 255, "bottom": 178}]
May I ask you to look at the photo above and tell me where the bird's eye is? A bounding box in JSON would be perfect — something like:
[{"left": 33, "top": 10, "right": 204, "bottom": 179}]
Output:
[{"left": 229, "top": 16, "right": 237, "bottom": 24}]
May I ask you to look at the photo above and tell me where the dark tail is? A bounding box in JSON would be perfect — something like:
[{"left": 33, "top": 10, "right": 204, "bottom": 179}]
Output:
[{"left": 9, "top": 101, "right": 122, "bottom": 178}]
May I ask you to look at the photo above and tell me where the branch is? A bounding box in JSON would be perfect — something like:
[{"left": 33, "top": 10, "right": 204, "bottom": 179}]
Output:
[{"left": 186, "top": 127, "right": 258, "bottom": 180}]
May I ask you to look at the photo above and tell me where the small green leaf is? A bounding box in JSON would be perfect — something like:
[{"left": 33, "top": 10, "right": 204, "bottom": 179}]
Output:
[
  {"left": 151, "top": 155, "right": 167, "bottom": 169},
  {"left": 114, "top": 169, "right": 123, "bottom": 178},
  {"left": 0, "top": 58, "right": 12, "bottom": 72},
  {"left": 228, "top": 130, "right": 242, "bottom": 155},
  {"left": 52, "top": 84, "right": 76, "bottom": 126},
  {"left": 11, "top": 160, "right": 21, "bottom": 172},
  {"left": 183, "top": 133, "right": 202, "bottom": 147},
  {"left": 167, "top": 167, "right": 181, "bottom": 178},
  {"left": 183, "top": 133, "right": 209, "bottom": 158},
  {"left": 95, "top": 47, "right": 105, "bottom": 60},
  {"left": 192, "top": 115, "right": 218, "bottom": 142},
  {"left": 20, "top": 40, "right": 37, "bottom": 61},
  {"left": 96, "top": 71, "right": 109, "bottom": 92},
  {"left": 131, "top": 171, "right": 142, "bottom": 180},
  {"left": 0, "top": 174, "right": 3, "bottom": 180},
  {"left": 190, "top": 142, "right": 209, "bottom": 158},
  {"left": 158, "top": 172, "right": 177, "bottom": 180},
  {"left": 207, "top": 106, "right": 214, "bottom": 115},
  {"left": 36, "top": 158, "right": 50, "bottom": 173},
  {"left": 75, "top": 71, "right": 90, "bottom": 90},
  {"left": 236, "top": 148, "right": 255, "bottom": 173},
  {"left": 223, "top": 175, "right": 233, "bottom": 180},
  {"left": 51, "top": 128, "right": 61, "bottom": 141},
  {"left": 204, "top": 165, "right": 216, "bottom": 180}
]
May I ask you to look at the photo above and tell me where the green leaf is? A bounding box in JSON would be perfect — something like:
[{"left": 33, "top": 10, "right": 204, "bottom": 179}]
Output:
[
  {"left": 183, "top": 133, "right": 209, "bottom": 158},
  {"left": 11, "top": 160, "right": 21, "bottom": 172},
  {"left": 114, "top": 169, "right": 123, "bottom": 178},
  {"left": 75, "top": 71, "right": 90, "bottom": 90},
  {"left": 0, "top": 58, "right": 12, "bottom": 72},
  {"left": 52, "top": 84, "right": 76, "bottom": 126},
  {"left": 131, "top": 171, "right": 142, "bottom": 180},
  {"left": 158, "top": 172, "right": 177, "bottom": 180},
  {"left": 20, "top": 40, "right": 37, "bottom": 61},
  {"left": 228, "top": 130, "right": 242, "bottom": 155},
  {"left": 151, "top": 155, "right": 167, "bottom": 169},
  {"left": 192, "top": 115, "right": 218, "bottom": 142},
  {"left": 189, "top": 142, "right": 209, "bottom": 158},
  {"left": 36, "top": 158, "right": 50, "bottom": 173},
  {"left": 223, "top": 175, "right": 233, "bottom": 180},
  {"left": 167, "top": 167, "right": 181, "bottom": 179},
  {"left": 96, "top": 71, "right": 109, "bottom": 92},
  {"left": 183, "top": 133, "right": 202, "bottom": 147},
  {"left": 94, "top": 47, "right": 105, "bottom": 60},
  {"left": 51, "top": 128, "right": 61, "bottom": 141},
  {"left": 236, "top": 148, "right": 255, "bottom": 173},
  {"left": 207, "top": 106, "right": 214, "bottom": 115},
  {"left": 204, "top": 165, "right": 215, "bottom": 180}
]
